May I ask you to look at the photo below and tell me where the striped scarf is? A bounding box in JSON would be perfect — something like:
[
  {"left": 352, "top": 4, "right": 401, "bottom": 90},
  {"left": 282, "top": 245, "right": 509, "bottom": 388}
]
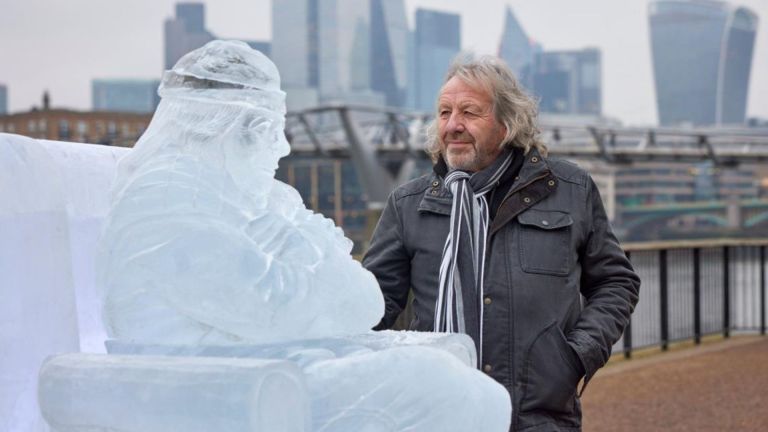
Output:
[{"left": 435, "top": 149, "right": 515, "bottom": 366}]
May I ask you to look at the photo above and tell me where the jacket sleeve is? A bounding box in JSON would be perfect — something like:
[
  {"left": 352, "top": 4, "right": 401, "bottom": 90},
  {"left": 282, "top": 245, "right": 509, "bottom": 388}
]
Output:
[
  {"left": 362, "top": 192, "right": 412, "bottom": 330},
  {"left": 568, "top": 175, "right": 640, "bottom": 387}
]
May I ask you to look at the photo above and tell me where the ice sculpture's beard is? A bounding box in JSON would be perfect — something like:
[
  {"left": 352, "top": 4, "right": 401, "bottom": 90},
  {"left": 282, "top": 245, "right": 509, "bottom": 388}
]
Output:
[{"left": 114, "top": 95, "right": 290, "bottom": 205}]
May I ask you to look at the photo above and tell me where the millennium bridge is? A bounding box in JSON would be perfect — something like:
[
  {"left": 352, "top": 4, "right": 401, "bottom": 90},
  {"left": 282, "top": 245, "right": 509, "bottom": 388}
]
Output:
[{"left": 283, "top": 104, "right": 768, "bottom": 205}]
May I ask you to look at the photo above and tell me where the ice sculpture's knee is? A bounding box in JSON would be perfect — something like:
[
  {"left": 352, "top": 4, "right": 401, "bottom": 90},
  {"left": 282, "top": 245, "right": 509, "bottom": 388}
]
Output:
[{"left": 304, "top": 346, "right": 511, "bottom": 432}]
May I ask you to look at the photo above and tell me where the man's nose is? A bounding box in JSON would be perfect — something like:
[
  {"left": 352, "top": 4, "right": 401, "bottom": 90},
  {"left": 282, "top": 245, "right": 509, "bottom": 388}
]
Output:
[{"left": 445, "top": 112, "right": 465, "bottom": 134}]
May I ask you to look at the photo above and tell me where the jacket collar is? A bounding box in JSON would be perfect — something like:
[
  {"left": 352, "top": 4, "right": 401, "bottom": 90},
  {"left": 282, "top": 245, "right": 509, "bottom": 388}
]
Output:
[
  {"left": 512, "top": 147, "right": 550, "bottom": 193},
  {"left": 417, "top": 147, "right": 557, "bottom": 225},
  {"left": 430, "top": 147, "right": 550, "bottom": 189},
  {"left": 489, "top": 147, "right": 558, "bottom": 235}
]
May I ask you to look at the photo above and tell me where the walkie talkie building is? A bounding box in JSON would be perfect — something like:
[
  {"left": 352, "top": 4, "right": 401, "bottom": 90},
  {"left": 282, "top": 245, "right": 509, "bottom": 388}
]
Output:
[{"left": 649, "top": 0, "right": 758, "bottom": 126}]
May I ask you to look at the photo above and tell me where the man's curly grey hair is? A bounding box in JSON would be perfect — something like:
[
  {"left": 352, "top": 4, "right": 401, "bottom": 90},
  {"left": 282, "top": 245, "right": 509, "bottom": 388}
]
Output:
[{"left": 425, "top": 53, "right": 547, "bottom": 162}]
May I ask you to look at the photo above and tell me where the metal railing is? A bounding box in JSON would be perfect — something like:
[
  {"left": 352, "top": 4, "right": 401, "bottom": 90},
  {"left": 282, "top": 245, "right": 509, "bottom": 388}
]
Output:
[
  {"left": 619, "top": 239, "right": 767, "bottom": 358},
  {"left": 389, "top": 239, "right": 768, "bottom": 357}
]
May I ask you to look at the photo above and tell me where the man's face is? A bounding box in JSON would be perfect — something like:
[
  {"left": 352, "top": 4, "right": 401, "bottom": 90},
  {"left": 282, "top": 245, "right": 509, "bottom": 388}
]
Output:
[{"left": 437, "top": 76, "right": 507, "bottom": 172}]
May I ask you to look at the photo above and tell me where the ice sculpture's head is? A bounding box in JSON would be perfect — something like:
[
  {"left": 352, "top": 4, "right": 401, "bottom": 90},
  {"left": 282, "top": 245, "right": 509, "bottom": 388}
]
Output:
[{"left": 159, "top": 40, "right": 290, "bottom": 186}]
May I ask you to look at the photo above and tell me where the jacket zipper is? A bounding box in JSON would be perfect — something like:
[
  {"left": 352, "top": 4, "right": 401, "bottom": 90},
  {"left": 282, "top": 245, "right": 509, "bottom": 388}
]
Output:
[{"left": 497, "top": 170, "right": 549, "bottom": 430}]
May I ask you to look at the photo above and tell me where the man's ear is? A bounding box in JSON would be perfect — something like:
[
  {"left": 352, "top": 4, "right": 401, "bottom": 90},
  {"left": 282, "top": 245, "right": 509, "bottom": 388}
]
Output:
[{"left": 498, "top": 123, "right": 509, "bottom": 147}]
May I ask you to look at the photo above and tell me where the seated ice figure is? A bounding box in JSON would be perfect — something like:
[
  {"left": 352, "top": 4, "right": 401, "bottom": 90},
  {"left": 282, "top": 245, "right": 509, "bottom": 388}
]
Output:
[
  {"left": 99, "top": 40, "right": 384, "bottom": 345},
  {"left": 58, "top": 40, "right": 514, "bottom": 432}
]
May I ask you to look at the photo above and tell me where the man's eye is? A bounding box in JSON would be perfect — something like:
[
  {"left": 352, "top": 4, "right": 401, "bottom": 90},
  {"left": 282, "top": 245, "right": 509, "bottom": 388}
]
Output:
[{"left": 439, "top": 110, "right": 450, "bottom": 117}]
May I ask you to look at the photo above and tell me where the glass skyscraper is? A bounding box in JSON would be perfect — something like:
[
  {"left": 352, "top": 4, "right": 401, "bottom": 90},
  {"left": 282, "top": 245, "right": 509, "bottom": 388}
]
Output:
[
  {"left": 164, "top": 2, "right": 215, "bottom": 70},
  {"left": 317, "top": 0, "right": 385, "bottom": 105},
  {"left": 176, "top": 3, "right": 205, "bottom": 33},
  {"left": 272, "top": 0, "right": 320, "bottom": 110},
  {"left": 370, "top": 0, "right": 408, "bottom": 107},
  {"left": 413, "top": 9, "right": 460, "bottom": 112},
  {"left": 498, "top": 6, "right": 534, "bottom": 88},
  {"left": 317, "top": 0, "right": 371, "bottom": 97},
  {"left": 649, "top": 0, "right": 758, "bottom": 126},
  {"left": 271, "top": 1, "right": 466, "bottom": 111},
  {"left": 272, "top": 0, "right": 315, "bottom": 89},
  {"left": 531, "top": 48, "right": 602, "bottom": 115},
  {"left": 273, "top": 0, "right": 388, "bottom": 108},
  {"left": 92, "top": 79, "right": 161, "bottom": 113},
  {"left": 244, "top": 41, "right": 272, "bottom": 58},
  {"left": 719, "top": 8, "right": 758, "bottom": 124}
]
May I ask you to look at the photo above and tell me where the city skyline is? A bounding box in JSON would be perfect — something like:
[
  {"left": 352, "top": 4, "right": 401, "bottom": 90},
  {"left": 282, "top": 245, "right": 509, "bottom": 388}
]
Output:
[{"left": 0, "top": 0, "right": 766, "bottom": 125}]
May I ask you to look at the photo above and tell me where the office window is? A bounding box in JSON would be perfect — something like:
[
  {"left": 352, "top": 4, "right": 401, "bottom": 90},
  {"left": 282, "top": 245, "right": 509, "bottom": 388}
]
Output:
[{"left": 59, "top": 120, "right": 70, "bottom": 139}]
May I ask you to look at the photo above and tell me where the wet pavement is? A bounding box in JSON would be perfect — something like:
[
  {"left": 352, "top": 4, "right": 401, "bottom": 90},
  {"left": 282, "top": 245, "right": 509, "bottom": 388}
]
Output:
[{"left": 581, "top": 335, "right": 768, "bottom": 431}]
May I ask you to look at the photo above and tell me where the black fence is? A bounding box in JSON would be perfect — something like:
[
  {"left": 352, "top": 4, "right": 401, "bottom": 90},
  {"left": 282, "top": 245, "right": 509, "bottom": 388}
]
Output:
[
  {"left": 619, "top": 240, "right": 768, "bottom": 358},
  {"left": 390, "top": 240, "right": 768, "bottom": 357}
]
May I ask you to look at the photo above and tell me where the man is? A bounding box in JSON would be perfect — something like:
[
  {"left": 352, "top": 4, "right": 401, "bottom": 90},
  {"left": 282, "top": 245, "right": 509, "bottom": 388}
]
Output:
[{"left": 363, "top": 54, "right": 640, "bottom": 431}]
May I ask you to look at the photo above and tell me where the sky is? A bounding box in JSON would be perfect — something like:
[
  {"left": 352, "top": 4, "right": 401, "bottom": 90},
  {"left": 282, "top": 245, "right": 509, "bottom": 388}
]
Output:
[{"left": 0, "top": 0, "right": 766, "bottom": 126}]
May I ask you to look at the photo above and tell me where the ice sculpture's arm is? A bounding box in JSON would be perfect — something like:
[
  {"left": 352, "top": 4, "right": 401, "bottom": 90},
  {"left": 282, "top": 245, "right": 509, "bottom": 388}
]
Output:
[
  {"left": 362, "top": 192, "right": 411, "bottom": 330},
  {"left": 256, "top": 180, "right": 352, "bottom": 263}
]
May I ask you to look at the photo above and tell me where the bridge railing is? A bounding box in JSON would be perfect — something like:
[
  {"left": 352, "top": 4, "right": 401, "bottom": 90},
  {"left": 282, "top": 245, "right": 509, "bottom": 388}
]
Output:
[
  {"left": 618, "top": 239, "right": 767, "bottom": 358},
  {"left": 389, "top": 238, "right": 768, "bottom": 357},
  {"left": 283, "top": 105, "right": 768, "bottom": 210},
  {"left": 284, "top": 104, "right": 768, "bottom": 165}
]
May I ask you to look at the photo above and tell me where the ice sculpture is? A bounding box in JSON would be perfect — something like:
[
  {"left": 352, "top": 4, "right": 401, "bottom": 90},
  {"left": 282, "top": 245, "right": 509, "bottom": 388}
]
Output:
[
  {"left": 98, "top": 40, "right": 384, "bottom": 345},
  {"left": 38, "top": 40, "right": 512, "bottom": 432}
]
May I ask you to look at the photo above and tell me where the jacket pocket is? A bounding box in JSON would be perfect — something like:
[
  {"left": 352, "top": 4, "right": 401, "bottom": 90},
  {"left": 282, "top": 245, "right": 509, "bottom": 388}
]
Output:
[
  {"left": 517, "top": 209, "right": 572, "bottom": 276},
  {"left": 520, "top": 322, "right": 582, "bottom": 414}
]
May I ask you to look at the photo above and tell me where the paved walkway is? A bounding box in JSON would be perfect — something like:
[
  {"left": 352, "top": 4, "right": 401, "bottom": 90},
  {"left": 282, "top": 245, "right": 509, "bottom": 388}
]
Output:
[{"left": 581, "top": 335, "right": 768, "bottom": 431}]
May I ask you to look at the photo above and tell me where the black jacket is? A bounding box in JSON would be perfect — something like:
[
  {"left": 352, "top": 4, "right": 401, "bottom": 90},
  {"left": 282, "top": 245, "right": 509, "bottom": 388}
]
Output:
[{"left": 363, "top": 148, "right": 640, "bottom": 431}]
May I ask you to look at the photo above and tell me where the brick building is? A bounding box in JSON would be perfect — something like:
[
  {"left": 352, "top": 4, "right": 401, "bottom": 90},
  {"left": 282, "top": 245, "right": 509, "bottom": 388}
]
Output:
[{"left": 0, "top": 108, "right": 153, "bottom": 147}]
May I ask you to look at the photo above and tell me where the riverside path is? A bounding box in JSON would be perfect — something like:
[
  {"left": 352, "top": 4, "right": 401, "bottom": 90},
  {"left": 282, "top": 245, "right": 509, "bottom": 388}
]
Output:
[{"left": 582, "top": 335, "right": 767, "bottom": 431}]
